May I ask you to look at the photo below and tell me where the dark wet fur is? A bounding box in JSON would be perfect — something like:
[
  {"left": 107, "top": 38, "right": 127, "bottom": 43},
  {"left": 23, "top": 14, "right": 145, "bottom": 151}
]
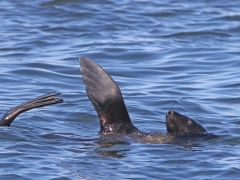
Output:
[
  {"left": 100, "top": 123, "right": 139, "bottom": 134},
  {"left": 0, "top": 91, "right": 63, "bottom": 126}
]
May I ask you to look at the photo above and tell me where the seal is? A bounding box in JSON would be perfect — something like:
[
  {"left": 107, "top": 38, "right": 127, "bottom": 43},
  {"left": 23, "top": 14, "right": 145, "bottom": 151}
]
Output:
[
  {"left": 0, "top": 91, "right": 63, "bottom": 127},
  {"left": 79, "top": 57, "right": 207, "bottom": 135}
]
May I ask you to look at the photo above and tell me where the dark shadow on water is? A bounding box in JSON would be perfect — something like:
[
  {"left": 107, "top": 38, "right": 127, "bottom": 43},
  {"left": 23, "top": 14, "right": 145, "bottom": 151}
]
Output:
[{"left": 94, "top": 146, "right": 130, "bottom": 158}]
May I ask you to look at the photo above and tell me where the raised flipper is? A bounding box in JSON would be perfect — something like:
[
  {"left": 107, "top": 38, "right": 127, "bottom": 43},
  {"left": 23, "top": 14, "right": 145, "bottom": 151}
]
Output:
[
  {"left": 0, "top": 91, "right": 63, "bottom": 127},
  {"left": 79, "top": 57, "right": 139, "bottom": 134}
]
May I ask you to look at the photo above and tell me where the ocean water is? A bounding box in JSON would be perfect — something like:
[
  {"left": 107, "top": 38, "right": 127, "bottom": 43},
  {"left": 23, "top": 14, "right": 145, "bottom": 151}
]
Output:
[{"left": 1, "top": 0, "right": 240, "bottom": 179}]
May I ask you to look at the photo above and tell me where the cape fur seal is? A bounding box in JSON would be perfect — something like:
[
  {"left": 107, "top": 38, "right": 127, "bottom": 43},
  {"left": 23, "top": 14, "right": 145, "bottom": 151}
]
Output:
[
  {"left": 79, "top": 57, "right": 207, "bottom": 135},
  {"left": 0, "top": 91, "right": 63, "bottom": 127}
]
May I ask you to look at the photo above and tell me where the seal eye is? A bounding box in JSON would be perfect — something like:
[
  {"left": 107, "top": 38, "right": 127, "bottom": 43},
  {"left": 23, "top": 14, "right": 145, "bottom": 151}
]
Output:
[{"left": 187, "top": 119, "right": 193, "bottom": 126}]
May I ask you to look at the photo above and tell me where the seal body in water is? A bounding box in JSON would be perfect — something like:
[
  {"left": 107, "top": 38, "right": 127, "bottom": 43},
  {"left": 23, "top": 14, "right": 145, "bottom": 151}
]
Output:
[
  {"left": 78, "top": 57, "right": 207, "bottom": 135},
  {"left": 0, "top": 91, "right": 63, "bottom": 127}
]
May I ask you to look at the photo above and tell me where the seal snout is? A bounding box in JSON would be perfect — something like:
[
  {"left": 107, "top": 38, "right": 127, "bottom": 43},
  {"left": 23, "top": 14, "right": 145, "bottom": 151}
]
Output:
[
  {"left": 166, "top": 110, "right": 174, "bottom": 117},
  {"left": 166, "top": 110, "right": 175, "bottom": 133},
  {"left": 166, "top": 110, "right": 175, "bottom": 124}
]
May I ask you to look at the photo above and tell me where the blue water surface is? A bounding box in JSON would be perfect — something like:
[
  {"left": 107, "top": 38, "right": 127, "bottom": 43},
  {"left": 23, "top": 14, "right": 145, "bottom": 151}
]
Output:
[{"left": 1, "top": 0, "right": 240, "bottom": 179}]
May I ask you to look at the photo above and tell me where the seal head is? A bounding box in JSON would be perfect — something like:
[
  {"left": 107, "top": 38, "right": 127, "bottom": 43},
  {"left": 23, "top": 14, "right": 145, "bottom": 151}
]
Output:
[{"left": 166, "top": 110, "right": 207, "bottom": 134}]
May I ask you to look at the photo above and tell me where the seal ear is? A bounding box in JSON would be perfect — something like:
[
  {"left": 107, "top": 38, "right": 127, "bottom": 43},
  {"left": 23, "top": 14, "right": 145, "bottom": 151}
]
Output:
[{"left": 79, "top": 57, "right": 132, "bottom": 127}]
